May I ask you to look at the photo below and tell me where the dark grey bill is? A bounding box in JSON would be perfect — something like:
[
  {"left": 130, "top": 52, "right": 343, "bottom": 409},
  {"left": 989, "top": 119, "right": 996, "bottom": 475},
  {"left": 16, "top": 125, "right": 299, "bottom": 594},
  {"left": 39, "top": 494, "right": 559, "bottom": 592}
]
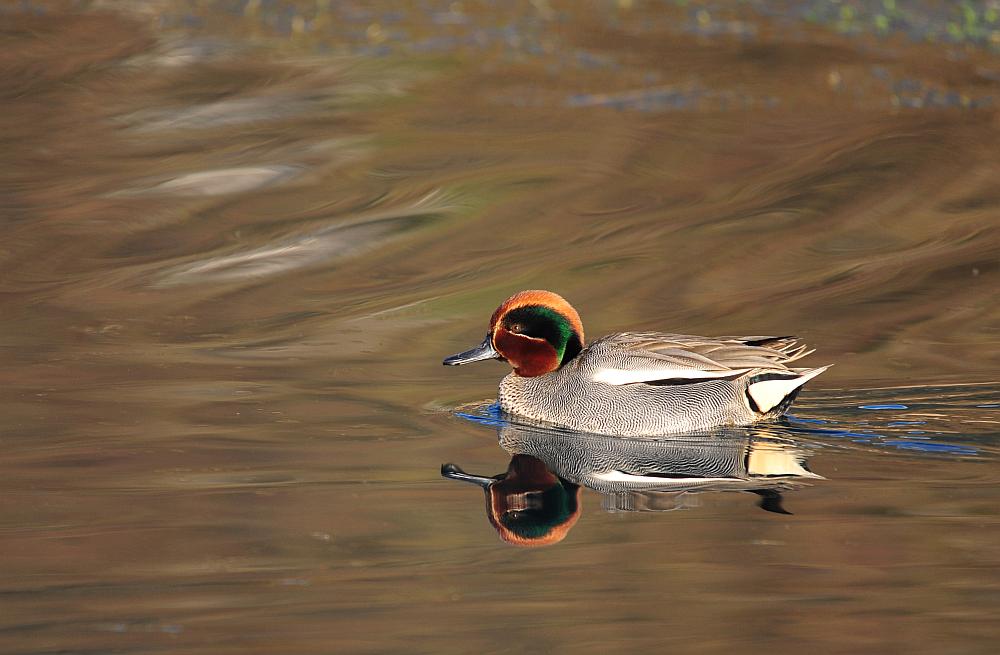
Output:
[
  {"left": 441, "top": 463, "right": 495, "bottom": 488},
  {"left": 442, "top": 334, "right": 498, "bottom": 365}
]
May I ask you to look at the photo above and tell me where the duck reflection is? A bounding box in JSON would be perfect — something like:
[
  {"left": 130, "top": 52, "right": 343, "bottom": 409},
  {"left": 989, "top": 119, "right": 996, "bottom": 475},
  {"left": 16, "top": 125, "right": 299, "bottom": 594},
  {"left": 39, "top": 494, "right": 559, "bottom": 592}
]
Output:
[
  {"left": 443, "top": 424, "right": 822, "bottom": 547},
  {"left": 442, "top": 456, "right": 582, "bottom": 547}
]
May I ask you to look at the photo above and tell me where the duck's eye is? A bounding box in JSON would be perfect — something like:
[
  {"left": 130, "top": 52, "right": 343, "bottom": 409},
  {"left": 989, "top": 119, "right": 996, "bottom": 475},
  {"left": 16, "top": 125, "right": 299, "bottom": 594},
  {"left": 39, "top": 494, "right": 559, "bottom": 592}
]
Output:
[{"left": 509, "top": 323, "right": 524, "bottom": 334}]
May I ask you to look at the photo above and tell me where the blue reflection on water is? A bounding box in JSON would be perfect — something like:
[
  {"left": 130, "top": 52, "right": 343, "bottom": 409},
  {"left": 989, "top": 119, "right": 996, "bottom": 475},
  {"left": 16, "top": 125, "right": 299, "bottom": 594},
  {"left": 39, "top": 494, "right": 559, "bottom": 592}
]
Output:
[
  {"left": 455, "top": 402, "right": 505, "bottom": 427},
  {"left": 882, "top": 440, "right": 978, "bottom": 455}
]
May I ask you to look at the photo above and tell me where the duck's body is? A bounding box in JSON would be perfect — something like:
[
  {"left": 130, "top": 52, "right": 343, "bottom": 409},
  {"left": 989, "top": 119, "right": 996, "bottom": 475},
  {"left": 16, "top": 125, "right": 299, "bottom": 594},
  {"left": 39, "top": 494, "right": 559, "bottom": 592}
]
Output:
[
  {"left": 499, "top": 331, "right": 826, "bottom": 435},
  {"left": 445, "top": 290, "right": 828, "bottom": 436}
]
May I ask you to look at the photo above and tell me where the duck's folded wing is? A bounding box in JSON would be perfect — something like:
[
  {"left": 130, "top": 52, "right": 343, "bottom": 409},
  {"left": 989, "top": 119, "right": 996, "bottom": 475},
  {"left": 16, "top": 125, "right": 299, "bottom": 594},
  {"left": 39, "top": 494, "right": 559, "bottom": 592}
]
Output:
[{"left": 588, "top": 332, "right": 814, "bottom": 386}]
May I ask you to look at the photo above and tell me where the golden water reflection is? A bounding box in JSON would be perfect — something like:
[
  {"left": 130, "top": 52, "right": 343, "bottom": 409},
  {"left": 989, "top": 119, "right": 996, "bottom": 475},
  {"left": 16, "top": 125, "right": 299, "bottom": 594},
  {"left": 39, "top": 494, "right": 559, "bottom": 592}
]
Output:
[{"left": 2, "top": 2, "right": 999, "bottom": 653}]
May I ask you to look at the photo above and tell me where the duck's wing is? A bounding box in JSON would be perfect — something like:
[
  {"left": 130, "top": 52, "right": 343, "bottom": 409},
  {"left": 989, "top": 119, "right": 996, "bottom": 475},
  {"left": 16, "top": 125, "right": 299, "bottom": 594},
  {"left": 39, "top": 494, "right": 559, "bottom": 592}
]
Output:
[{"left": 586, "top": 332, "right": 816, "bottom": 386}]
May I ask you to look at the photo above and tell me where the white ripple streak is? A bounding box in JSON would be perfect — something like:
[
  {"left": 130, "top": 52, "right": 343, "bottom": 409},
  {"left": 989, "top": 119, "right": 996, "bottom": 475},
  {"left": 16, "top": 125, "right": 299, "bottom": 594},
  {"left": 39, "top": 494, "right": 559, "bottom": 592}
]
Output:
[
  {"left": 114, "top": 165, "right": 302, "bottom": 197},
  {"left": 153, "top": 191, "right": 452, "bottom": 288}
]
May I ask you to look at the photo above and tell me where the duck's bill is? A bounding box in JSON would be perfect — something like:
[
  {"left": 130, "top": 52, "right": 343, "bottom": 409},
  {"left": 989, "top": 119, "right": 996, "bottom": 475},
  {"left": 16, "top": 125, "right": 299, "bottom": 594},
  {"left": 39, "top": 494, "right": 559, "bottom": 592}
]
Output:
[
  {"left": 441, "top": 463, "right": 495, "bottom": 488},
  {"left": 442, "top": 335, "right": 499, "bottom": 365}
]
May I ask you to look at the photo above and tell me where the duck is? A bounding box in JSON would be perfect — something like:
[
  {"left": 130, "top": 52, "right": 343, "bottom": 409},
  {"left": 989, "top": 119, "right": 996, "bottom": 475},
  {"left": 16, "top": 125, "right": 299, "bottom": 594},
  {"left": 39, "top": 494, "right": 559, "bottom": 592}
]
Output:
[{"left": 443, "top": 289, "right": 829, "bottom": 435}]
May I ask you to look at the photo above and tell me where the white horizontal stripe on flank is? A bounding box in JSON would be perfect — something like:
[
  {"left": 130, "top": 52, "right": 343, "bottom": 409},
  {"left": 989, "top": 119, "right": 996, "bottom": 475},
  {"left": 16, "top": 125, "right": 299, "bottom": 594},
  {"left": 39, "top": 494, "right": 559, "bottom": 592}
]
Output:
[
  {"left": 594, "top": 471, "right": 736, "bottom": 485},
  {"left": 592, "top": 367, "right": 748, "bottom": 385}
]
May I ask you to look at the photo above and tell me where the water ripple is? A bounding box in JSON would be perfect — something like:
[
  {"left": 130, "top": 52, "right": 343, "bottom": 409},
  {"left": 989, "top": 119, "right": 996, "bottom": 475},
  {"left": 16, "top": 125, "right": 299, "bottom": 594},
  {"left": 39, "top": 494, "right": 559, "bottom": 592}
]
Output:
[
  {"left": 113, "top": 165, "right": 303, "bottom": 198},
  {"left": 151, "top": 191, "right": 455, "bottom": 288}
]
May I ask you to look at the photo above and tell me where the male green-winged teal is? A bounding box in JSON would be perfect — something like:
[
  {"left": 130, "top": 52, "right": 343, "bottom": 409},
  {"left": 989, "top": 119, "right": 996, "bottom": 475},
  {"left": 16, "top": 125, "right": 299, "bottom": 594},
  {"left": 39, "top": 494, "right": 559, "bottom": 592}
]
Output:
[{"left": 443, "top": 290, "right": 829, "bottom": 435}]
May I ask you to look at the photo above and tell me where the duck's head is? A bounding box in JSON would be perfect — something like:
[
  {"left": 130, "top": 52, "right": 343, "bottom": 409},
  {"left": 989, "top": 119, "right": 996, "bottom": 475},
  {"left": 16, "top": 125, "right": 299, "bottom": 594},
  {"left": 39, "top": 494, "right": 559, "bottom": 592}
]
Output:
[{"left": 443, "top": 290, "right": 585, "bottom": 377}]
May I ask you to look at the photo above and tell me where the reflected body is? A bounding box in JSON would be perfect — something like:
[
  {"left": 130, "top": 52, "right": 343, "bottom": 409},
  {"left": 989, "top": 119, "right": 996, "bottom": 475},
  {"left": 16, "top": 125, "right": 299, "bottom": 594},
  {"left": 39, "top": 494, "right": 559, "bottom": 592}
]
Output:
[
  {"left": 445, "top": 290, "right": 828, "bottom": 434},
  {"left": 444, "top": 421, "right": 822, "bottom": 546}
]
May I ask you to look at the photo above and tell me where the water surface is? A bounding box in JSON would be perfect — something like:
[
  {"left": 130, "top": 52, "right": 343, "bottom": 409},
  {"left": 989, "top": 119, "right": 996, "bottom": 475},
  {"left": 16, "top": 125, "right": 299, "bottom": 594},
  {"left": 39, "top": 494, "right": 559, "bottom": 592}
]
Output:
[{"left": 1, "top": 2, "right": 999, "bottom": 653}]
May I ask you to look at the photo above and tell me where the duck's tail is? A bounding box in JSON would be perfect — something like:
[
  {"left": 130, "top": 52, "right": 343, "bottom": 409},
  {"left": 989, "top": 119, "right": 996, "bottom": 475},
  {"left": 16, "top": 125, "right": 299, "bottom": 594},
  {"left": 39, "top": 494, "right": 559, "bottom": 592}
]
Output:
[{"left": 746, "top": 365, "right": 830, "bottom": 415}]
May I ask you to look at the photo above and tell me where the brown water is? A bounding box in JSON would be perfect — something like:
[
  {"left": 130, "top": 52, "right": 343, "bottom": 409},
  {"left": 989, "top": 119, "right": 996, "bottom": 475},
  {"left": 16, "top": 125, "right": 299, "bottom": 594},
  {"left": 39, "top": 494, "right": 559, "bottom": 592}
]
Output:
[{"left": 2, "top": 1, "right": 999, "bottom": 653}]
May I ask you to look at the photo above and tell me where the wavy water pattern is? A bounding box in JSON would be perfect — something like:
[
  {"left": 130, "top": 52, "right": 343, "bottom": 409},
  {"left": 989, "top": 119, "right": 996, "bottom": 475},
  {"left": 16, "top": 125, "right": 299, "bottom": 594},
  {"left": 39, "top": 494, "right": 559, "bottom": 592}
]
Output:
[{"left": 1, "top": 3, "right": 1000, "bottom": 654}]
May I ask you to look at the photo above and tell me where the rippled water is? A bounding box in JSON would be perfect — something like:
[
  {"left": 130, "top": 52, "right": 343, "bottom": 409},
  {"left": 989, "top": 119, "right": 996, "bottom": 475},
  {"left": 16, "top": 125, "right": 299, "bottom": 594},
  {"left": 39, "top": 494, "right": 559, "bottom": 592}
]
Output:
[{"left": 1, "top": 2, "right": 999, "bottom": 653}]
